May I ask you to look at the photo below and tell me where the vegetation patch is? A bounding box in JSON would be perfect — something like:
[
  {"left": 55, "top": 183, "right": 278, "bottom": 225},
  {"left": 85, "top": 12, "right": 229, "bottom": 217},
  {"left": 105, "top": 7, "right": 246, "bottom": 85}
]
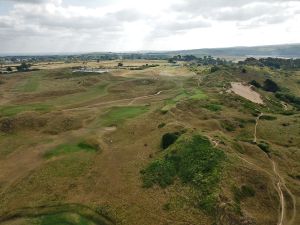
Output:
[
  {"left": 275, "top": 92, "right": 300, "bottom": 109},
  {"left": 100, "top": 106, "right": 148, "bottom": 126},
  {"left": 141, "top": 135, "right": 225, "bottom": 214},
  {"left": 0, "top": 104, "right": 51, "bottom": 117},
  {"left": 260, "top": 115, "right": 277, "bottom": 120},
  {"left": 203, "top": 103, "right": 222, "bottom": 112},
  {"left": 44, "top": 141, "right": 98, "bottom": 159},
  {"left": 161, "top": 89, "right": 206, "bottom": 112},
  {"left": 232, "top": 184, "right": 256, "bottom": 203}
]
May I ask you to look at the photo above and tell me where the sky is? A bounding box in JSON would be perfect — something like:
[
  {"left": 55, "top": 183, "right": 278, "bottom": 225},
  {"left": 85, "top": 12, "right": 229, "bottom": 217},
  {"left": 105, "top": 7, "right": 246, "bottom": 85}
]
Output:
[{"left": 0, "top": 0, "right": 300, "bottom": 54}]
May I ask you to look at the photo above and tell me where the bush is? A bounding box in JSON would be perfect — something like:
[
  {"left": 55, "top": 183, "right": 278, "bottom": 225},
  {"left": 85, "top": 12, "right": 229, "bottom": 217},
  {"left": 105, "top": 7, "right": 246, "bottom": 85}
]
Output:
[
  {"left": 204, "top": 104, "right": 222, "bottom": 112},
  {"left": 210, "top": 66, "right": 219, "bottom": 73},
  {"left": 249, "top": 80, "right": 261, "bottom": 88},
  {"left": 263, "top": 79, "right": 280, "bottom": 92},
  {"left": 257, "top": 142, "right": 270, "bottom": 154},
  {"left": 158, "top": 123, "right": 166, "bottom": 128},
  {"left": 221, "top": 120, "right": 236, "bottom": 132},
  {"left": 260, "top": 115, "right": 277, "bottom": 120},
  {"left": 233, "top": 185, "right": 255, "bottom": 203},
  {"left": 161, "top": 132, "right": 180, "bottom": 149}
]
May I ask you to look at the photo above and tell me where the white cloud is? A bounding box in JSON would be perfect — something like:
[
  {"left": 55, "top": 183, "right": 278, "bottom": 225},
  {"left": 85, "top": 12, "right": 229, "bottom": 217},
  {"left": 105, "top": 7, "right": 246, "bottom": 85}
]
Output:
[{"left": 0, "top": 0, "right": 299, "bottom": 53}]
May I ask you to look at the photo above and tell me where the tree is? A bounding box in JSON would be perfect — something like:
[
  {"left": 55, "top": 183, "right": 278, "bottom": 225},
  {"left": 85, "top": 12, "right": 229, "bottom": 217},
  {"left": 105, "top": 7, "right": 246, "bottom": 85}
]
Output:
[
  {"left": 263, "top": 79, "right": 280, "bottom": 92},
  {"left": 16, "top": 62, "right": 31, "bottom": 72},
  {"left": 6, "top": 66, "right": 12, "bottom": 72},
  {"left": 249, "top": 80, "right": 261, "bottom": 88},
  {"left": 118, "top": 62, "right": 123, "bottom": 67}
]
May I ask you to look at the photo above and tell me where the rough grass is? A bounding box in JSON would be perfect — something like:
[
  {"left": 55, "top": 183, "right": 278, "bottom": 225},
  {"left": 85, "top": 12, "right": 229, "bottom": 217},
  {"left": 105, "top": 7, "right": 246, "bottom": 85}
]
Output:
[
  {"left": 49, "top": 83, "right": 108, "bottom": 107},
  {"left": 44, "top": 142, "right": 98, "bottom": 159},
  {"left": 100, "top": 106, "right": 148, "bottom": 126},
  {"left": 141, "top": 135, "right": 225, "bottom": 214}
]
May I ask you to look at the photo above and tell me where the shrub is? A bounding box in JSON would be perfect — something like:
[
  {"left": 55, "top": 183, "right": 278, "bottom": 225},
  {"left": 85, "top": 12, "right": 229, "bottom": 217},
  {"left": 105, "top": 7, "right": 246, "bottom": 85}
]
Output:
[
  {"left": 263, "top": 79, "right": 280, "bottom": 92},
  {"left": 204, "top": 104, "right": 222, "bottom": 112},
  {"left": 249, "top": 80, "right": 261, "bottom": 88},
  {"left": 210, "top": 66, "right": 219, "bottom": 73},
  {"left": 161, "top": 132, "right": 180, "bottom": 149},
  {"left": 233, "top": 185, "right": 256, "bottom": 203},
  {"left": 221, "top": 120, "right": 236, "bottom": 132},
  {"left": 260, "top": 115, "right": 277, "bottom": 120},
  {"left": 257, "top": 142, "right": 270, "bottom": 154},
  {"left": 158, "top": 123, "right": 166, "bottom": 128}
]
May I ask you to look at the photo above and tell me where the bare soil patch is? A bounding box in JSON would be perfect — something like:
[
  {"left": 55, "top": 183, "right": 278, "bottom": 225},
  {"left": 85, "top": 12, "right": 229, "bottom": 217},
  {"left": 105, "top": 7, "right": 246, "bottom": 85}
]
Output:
[{"left": 230, "top": 82, "right": 264, "bottom": 104}]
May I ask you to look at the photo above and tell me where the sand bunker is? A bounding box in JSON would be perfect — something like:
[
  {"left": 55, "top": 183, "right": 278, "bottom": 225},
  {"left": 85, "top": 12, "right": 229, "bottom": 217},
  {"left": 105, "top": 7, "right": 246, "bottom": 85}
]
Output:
[{"left": 230, "top": 82, "right": 264, "bottom": 104}]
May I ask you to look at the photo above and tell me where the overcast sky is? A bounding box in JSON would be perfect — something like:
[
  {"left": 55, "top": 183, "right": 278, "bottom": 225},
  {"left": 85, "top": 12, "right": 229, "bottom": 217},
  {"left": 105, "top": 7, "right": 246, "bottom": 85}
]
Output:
[{"left": 0, "top": 0, "right": 299, "bottom": 53}]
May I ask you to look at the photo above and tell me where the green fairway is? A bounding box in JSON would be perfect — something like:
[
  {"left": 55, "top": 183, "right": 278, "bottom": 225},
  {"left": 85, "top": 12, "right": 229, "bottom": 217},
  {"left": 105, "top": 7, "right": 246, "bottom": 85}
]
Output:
[{"left": 100, "top": 106, "right": 149, "bottom": 126}]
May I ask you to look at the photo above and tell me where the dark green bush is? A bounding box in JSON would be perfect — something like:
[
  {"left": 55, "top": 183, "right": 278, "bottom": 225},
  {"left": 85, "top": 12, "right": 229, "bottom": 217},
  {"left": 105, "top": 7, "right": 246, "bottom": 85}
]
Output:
[
  {"left": 204, "top": 104, "right": 222, "bottom": 112},
  {"left": 249, "top": 80, "right": 261, "bottom": 88},
  {"left": 161, "top": 132, "right": 180, "bottom": 149},
  {"left": 263, "top": 79, "right": 280, "bottom": 92},
  {"left": 260, "top": 115, "right": 277, "bottom": 120},
  {"left": 257, "top": 142, "right": 270, "bottom": 154}
]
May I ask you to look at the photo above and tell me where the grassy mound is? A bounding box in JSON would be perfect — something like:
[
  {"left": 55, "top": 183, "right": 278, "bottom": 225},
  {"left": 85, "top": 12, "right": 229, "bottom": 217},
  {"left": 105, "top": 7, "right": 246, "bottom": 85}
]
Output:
[{"left": 141, "top": 135, "right": 225, "bottom": 214}]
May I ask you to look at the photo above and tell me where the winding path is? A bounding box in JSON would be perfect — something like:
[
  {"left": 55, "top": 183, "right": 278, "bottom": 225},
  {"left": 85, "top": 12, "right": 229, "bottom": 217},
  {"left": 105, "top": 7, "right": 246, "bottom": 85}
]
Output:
[{"left": 254, "top": 112, "right": 296, "bottom": 225}]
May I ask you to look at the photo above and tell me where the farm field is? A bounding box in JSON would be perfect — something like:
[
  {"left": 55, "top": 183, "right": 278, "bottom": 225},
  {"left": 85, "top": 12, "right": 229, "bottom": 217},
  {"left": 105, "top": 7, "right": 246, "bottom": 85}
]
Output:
[{"left": 0, "top": 60, "right": 299, "bottom": 225}]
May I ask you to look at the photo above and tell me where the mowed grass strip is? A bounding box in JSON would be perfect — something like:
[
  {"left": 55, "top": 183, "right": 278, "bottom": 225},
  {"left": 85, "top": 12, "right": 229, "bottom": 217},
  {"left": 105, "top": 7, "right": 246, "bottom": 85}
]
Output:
[
  {"left": 44, "top": 142, "right": 98, "bottom": 159},
  {"left": 0, "top": 103, "right": 52, "bottom": 117},
  {"left": 162, "top": 88, "right": 207, "bottom": 112},
  {"left": 39, "top": 212, "right": 96, "bottom": 225},
  {"left": 100, "top": 106, "right": 149, "bottom": 126},
  {"left": 17, "top": 74, "right": 41, "bottom": 92}
]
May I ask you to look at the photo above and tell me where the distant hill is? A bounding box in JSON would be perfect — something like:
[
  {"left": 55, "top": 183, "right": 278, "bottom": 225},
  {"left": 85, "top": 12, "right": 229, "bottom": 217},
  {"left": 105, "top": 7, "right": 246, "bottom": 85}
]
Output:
[{"left": 160, "top": 44, "right": 300, "bottom": 58}]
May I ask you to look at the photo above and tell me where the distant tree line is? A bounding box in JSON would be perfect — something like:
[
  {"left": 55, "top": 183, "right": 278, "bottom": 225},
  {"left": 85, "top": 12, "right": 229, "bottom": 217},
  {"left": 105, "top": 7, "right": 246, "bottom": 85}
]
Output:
[
  {"left": 168, "top": 55, "right": 230, "bottom": 66},
  {"left": 239, "top": 57, "right": 300, "bottom": 69}
]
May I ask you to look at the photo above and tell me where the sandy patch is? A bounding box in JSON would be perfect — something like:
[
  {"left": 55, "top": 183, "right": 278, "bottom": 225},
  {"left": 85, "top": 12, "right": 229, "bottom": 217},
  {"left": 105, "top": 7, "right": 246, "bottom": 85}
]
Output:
[{"left": 230, "top": 82, "right": 264, "bottom": 104}]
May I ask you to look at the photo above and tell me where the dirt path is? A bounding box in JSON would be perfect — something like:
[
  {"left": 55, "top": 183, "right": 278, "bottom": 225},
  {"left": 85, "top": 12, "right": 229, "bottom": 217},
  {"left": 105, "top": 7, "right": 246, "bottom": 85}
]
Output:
[
  {"left": 254, "top": 113, "right": 296, "bottom": 225},
  {"left": 62, "top": 90, "right": 164, "bottom": 112},
  {"left": 253, "top": 113, "right": 263, "bottom": 143},
  {"left": 128, "top": 91, "right": 162, "bottom": 106}
]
